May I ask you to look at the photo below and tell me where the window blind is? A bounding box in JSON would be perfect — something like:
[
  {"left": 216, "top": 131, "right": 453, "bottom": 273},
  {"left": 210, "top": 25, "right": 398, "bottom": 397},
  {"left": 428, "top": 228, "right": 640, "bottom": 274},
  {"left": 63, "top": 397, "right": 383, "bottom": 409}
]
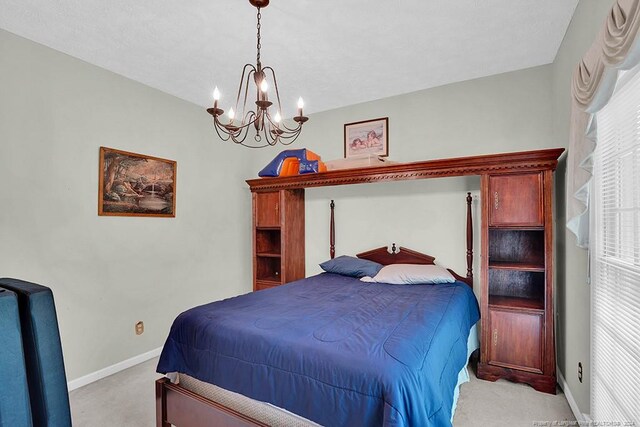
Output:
[{"left": 592, "top": 68, "right": 640, "bottom": 423}]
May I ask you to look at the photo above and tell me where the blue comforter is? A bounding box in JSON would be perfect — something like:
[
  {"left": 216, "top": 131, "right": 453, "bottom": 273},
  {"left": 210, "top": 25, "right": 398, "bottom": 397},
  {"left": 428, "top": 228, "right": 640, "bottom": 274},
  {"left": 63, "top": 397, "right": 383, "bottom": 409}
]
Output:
[{"left": 157, "top": 273, "right": 480, "bottom": 426}]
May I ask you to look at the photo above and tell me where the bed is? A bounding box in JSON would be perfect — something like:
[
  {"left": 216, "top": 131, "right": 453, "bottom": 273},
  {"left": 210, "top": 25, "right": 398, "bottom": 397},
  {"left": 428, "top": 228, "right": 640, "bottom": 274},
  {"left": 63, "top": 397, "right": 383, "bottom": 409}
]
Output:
[{"left": 156, "top": 195, "right": 479, "bottom": 427}]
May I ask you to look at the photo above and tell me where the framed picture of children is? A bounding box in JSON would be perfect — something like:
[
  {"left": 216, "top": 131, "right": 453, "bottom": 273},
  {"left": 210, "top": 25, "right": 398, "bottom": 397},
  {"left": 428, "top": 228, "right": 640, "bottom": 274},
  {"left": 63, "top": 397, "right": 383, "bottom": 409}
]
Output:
[{"left": 344, "top": 117, "right": 389, "bottom": 159}]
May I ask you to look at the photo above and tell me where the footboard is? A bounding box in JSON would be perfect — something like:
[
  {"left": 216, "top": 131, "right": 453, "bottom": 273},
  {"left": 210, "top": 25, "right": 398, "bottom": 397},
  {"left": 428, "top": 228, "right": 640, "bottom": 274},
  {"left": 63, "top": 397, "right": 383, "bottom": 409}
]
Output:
[{"left": 155, "top": 378, "right": 267, "bottom": 427}]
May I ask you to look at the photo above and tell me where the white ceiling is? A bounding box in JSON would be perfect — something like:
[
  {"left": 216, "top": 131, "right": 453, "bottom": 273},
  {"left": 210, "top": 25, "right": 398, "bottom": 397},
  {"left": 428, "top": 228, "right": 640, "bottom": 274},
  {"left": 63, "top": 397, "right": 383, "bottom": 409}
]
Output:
[{"left": 0, "top": 0, "right": 578, "bottom": 117}]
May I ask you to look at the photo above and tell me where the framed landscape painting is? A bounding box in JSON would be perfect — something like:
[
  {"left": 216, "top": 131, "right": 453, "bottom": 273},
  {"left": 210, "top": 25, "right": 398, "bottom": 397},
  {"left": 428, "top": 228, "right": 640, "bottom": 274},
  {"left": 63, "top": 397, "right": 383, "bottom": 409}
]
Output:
[
  {"left": 98, "top": 147, "right": 176, "bottom": 217},
  {"left": 344, "top": 117, "right": 389, "bottom": 159}
]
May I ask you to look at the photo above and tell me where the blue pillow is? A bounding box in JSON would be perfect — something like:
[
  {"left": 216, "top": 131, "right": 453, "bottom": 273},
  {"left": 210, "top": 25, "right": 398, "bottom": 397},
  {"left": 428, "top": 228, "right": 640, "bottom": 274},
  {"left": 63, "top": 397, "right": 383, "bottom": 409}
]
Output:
[{"left": 319, "top": 255, "right": 384, "bottom": 278}]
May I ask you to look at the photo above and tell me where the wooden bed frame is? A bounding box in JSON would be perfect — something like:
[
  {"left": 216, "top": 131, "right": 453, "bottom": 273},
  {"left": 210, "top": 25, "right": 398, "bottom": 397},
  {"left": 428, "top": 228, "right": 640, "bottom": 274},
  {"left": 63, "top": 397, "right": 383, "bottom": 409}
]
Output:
[{"left": 156, "top": 193, "right": 474, "bottom": 427}]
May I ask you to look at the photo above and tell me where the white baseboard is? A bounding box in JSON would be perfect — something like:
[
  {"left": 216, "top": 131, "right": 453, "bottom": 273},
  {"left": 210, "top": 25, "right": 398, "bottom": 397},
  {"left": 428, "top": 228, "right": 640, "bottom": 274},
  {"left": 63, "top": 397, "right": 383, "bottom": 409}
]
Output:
[
  {"left": 67, "top": 347, "right": 162, "bottom": 391},
  {"left": 557, "top": 370, "right": 590, "bottom": 422}
]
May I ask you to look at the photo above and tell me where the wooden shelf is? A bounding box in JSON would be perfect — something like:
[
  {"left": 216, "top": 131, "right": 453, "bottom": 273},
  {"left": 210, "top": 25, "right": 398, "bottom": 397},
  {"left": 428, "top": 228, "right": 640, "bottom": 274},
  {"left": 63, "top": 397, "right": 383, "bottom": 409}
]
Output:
[
  {"left": 255, "top": 281, "right": 280, "bottom": 291},
  {"left": 489, "top": 261, "right": 545, "bottom": 272},
  {"left": 488, "top": 229, "right": 545, "bottom": 267},
  {"left": 255, "top": 278, "right": 281, "bottom": 286},
  {"left": 252, "top": 189, "right": 305, "bottom": 292},
  {"left": 247, "top": 148, "right": 564, "bottom": 192},
  {"left": 480, "top": 169, "right": 558, "bottom": 392},
  {"left": 488, "top": 226, "right": 545, "bottom": 231},
  {"left": 489, "top": 295, "right": 544, "bottom": 311}
]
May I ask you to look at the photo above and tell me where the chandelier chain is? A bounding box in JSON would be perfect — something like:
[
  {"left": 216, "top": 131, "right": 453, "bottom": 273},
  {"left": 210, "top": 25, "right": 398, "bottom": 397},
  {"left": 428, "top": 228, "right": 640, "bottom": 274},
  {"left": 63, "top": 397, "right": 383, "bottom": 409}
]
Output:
[{"left": 256, "top": 8, "right": 262, "bottom": 66}]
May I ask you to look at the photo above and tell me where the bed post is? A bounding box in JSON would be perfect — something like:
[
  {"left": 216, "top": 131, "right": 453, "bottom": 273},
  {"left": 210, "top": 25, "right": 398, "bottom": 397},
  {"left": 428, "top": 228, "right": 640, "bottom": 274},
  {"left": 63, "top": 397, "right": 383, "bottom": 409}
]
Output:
[
  {"left": 156, "top": 378, "right": 170, "bottom": 427},
  {"left": 330, "top": 200, "right": 336, "bottom": 259},
  {"left": 466, "top": 192, "right": 473, "bottom": 284}
]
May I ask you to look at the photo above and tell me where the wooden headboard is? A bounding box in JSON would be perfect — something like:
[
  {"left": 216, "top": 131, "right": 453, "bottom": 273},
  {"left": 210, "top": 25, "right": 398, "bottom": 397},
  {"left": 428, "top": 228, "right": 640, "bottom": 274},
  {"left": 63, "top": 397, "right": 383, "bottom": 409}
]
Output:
[
  {"left": 329, "top": 193, "right": 474, "bottom": 288},
  {"left": 357, "top": 244, "right": 472, "bottom": 288},
  {"left": 357, "top": 244, "right": 435, "bottom": 265}
]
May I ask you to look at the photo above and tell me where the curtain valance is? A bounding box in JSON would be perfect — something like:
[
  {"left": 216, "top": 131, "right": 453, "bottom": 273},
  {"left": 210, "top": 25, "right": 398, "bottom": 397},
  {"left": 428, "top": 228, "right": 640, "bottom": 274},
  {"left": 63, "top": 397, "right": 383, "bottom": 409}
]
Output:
[{"left": 567, "top": 0, "right": 640, "bottom": 247}]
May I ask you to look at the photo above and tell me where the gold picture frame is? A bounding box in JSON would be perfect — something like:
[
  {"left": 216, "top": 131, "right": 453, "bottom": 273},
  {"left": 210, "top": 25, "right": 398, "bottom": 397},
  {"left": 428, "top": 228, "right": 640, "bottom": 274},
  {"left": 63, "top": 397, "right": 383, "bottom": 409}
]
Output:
[{"left": 98, "top": 147, "right": 176, "bottom": 217}]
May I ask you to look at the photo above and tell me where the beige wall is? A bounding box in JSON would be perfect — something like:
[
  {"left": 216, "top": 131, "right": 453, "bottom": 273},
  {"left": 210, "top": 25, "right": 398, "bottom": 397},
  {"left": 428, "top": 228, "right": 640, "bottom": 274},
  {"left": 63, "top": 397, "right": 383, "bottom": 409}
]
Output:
[
  {"left": 551, "top": 0, "right": 614, "bottom": 415},
  {"left": 0, "top": 28, "right": 255, "bottom": 381},
  {"left": 265, "top": 65, "right": 556, "bottom": 284}
]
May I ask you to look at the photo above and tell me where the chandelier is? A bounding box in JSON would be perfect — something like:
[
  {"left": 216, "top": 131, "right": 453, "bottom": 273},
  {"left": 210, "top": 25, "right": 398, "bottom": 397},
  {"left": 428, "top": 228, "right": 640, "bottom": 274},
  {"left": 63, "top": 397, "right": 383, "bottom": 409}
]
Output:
[{"left": 207, "top": 0, "right": 308, "bottom": 148}]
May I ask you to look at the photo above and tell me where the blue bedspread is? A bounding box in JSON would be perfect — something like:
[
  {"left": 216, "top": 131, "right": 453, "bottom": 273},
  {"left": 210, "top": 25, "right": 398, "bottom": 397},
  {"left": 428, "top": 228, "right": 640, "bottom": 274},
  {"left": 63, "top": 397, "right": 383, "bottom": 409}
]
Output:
[{"left": 157, "top": 273, "right": 480, "bottom": 426}]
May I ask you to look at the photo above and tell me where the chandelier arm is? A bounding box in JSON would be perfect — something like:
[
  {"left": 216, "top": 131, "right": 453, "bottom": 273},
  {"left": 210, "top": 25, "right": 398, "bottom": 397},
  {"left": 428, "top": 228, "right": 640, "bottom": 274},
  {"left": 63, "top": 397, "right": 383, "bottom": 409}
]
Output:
[
  {"left": 278, "top": 133, "right": 300, "bottom": 143},
  {"left": 213, "top": 119, "right": 233, "bottom": 141},
  {"left": 214, "top": 110, "right": 262, "bottom": 147},
  {"left": 230, "top": 124, "right": 252, "bottom": 145},
  {"left": 241, "top": 67, "right": 256, "bottom": 122},
  {"left": 242, "top": 110, "right": 256, "bottom": 127},
  {"left": 262, "top": 108, "right": 299, "bottom": 134},
  {"left": 263, "top": 110, "right": 279, "bottom": 128},
  {"left": 278, "top": 131, "right": 302, "bottom": 146},
  {"left": 262, "top": 122, "right": 277, "bottom": 146},
  {"left": 217, "top": 111, "right": 259, "bottom": 135},
  {"left": 236, "top": 63, "right": 257, "bottom": 115},
  {"left": 265, "top": 114, "right": 285, "bottom": 146},
  {"left": 258, "top": 109, "right": 301, "bottom": 137},
  {"left": 217, "top": 110, "right": 296, "bottom": 148},
  {"left": 263, "top": 66, "right": 283, "bottom": 115},
  {"left": 280, "top": 130, "right": 301, "bottom": 140},
  {"left": 246, "top": 111, "right": 262, "bottom": 138},
  {"left": 263, "top": 114, "right": 295, "bottom": 144},
  {"left": 264, "top": 112, "right": 298, "bottom": 138},
  {"left": 279, "top": 120, "right": 303, "bottom": 133},
  {"left": 241, "top": 121, "right": 271, "bottom": 148},
  {"left": 268, "top": 123, "right": 284, "bottom": 147},
  {"left": 242, "top": 141, "right": 271, "bottom": 148}
]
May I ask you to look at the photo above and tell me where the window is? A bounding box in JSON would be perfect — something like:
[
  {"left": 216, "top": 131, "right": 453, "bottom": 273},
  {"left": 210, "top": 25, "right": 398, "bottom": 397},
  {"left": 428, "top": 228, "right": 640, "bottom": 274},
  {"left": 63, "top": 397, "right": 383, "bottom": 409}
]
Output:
[{"left": 592, "top": 69, "right": 640, "bottom": 422}]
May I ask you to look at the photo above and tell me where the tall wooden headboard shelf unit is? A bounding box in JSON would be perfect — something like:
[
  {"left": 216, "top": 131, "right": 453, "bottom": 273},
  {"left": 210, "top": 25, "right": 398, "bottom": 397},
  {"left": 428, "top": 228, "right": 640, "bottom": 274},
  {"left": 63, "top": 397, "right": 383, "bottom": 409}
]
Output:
[{"left": 248, "top": 148, "right": 564, "bottom": 394}]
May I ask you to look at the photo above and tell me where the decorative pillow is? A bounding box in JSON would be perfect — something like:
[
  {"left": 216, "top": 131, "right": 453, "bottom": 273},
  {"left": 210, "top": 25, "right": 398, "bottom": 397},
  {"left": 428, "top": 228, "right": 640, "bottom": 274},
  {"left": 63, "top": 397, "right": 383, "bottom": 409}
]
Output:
[
  {"left": 319, "top": 256, "right": 384, "bottom": 278},
  {"left": 360, "top": 264, "right": 455, "bottom": 285}
]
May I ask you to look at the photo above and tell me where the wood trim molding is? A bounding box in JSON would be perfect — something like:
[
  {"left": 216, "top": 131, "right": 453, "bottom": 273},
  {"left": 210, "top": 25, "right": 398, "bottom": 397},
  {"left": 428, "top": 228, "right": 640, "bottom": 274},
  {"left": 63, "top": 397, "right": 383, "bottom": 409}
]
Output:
[
  {"left": 156, "top": 378, "right": 268, "bottom": 427},
  {"left": 247, "top": 148, "right": 565, "bottom": 192}
]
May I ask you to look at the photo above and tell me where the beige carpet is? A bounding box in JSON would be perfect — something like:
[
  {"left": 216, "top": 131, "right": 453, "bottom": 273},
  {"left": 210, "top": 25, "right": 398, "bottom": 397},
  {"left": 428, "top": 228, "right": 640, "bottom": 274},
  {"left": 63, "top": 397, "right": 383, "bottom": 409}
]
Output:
[{"left": 69, "top": 357, "right": 575, "bottom": 426}]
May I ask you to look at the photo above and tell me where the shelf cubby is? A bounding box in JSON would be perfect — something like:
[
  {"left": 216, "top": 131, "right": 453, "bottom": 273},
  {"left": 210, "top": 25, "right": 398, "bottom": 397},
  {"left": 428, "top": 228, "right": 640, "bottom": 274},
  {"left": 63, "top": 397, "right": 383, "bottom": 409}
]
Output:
[
  {"left": 256, "top": 229, "right": 281, "bottom": 256},
  {"left": 489, "top": 229, "right": 544, "bottom": 266},
  {"left": 256, "top": 256, "right": 281, "bottom": 283},
  {"left": 488, "top": 269, "right": 544, "bottom": 300}
]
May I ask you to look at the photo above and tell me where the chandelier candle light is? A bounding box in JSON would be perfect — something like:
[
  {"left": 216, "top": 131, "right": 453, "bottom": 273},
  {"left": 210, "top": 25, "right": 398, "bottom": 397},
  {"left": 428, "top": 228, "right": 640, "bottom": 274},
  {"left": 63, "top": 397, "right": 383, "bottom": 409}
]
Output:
[{"left": 207, "top": 0, "right": 308, "bottom": 148}]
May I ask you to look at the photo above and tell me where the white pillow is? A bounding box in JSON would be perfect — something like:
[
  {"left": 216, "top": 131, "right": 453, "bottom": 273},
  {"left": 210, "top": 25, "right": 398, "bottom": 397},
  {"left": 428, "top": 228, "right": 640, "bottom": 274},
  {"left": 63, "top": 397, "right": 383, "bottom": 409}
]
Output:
[{"left": 360, "top": 264, "right": 455, "bottom": 285}]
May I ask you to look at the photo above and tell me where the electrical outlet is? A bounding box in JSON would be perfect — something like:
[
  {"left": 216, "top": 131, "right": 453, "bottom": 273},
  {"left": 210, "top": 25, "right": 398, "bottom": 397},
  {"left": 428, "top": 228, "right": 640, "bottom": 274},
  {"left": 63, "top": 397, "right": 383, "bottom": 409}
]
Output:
[
  {"left": 578, "top": 362, "right": 583, "bottom": 383},
  {"left": 135, "top": 321, "right": 144, "bottom": 336}
]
